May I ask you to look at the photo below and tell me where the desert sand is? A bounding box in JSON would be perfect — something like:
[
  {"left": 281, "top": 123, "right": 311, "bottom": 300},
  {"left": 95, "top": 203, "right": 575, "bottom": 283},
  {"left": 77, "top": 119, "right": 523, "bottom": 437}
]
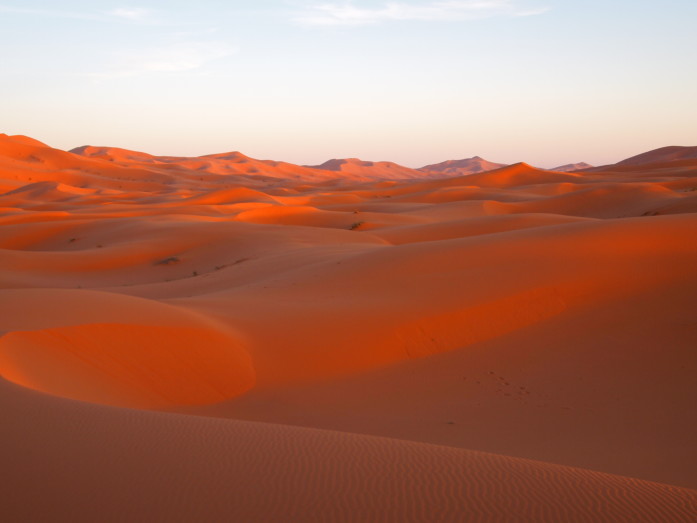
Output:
[{"left": 1, "top": 133, "right": 696, "bottom": 521}]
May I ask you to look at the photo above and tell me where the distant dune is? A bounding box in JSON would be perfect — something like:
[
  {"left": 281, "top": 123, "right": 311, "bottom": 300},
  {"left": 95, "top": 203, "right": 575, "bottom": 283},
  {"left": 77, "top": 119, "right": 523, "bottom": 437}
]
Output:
[
  {"left": 1, "top": 134, "right": 696, "bottom": 521},
  {"left": 615, "top": 145, "right": 697, "bottom": 166},
  {"left": 307, "top": 157, "right": 434, "bottom": 180},
  {"left": 587, "top": 145, "right": 697, "bottom": 173},
  {"left": 551, "top": 162, "right": 594, "bottom": 172},
  {"left": 419, "top": 156, "right": 507, "bottom": 175},
  {"left": 70, "top": 143, "right": 344, "bottom": 183}
]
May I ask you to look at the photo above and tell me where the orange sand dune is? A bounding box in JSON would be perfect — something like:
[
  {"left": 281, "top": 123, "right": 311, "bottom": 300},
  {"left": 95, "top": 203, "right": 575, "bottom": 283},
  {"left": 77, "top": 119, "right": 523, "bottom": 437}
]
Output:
[
  {"left": 461, "top": 162, "right": 585, "bottom": 187},
  {"left": 1, "top": 136, "right": 696, "bottom": 519},
  {"left": 71, "top": 145, "right": 430, "bottom": 184},
  {"left": 0, "top": 323, "right": 254, "bottom": 408},
  {"left": 197, "top": 277, "right": 697, "bottom": 488},
  {"left": 0, "top": 288, "right": 255, "bottom": 407},
  {"left": 72, "top": 145, "right": 340, "bottom": 182},
  {"left": 0, "top": 133, "right": 49, "bottom": 148},
  {"left": 0, "top": 134, "right": 176, "bottom": 192},
  {"left": 168, "top": 214, "right": 697, "bottom": 389},
  {"left": 373, "top": 213, "right": 593, "bottom": 244}
]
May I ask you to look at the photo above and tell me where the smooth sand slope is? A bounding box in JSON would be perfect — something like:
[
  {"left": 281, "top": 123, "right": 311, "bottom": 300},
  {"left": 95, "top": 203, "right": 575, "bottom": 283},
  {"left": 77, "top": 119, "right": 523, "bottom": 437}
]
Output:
[
  {"left": 1, "top": 134, "right": 696, "bottom": 520},
  {"left": 1, "top": 378, "right": 696, "bottom": 523}
]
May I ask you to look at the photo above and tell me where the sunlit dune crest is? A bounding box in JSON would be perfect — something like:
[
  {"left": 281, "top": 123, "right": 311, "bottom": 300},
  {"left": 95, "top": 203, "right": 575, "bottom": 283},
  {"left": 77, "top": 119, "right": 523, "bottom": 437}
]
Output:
[{"left": 1, "top": 134, "right": 696, "bottom": 520}]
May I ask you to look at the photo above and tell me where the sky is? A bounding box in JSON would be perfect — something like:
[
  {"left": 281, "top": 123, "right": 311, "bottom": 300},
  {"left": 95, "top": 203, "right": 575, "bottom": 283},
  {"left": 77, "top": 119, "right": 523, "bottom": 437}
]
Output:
[{"left": 1, "top": 0, "right": 696, "bottom": 168}]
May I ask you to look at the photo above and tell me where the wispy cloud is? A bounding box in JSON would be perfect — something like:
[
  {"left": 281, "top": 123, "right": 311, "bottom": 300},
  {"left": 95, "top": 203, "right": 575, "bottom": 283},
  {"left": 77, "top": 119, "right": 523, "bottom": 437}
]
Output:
[
  {"left": 0, "top": 4, "right": 236, "bottom": 79},
  {"left": 293, "top": 0, "right": 549, "bottom": 26},
  {"left": 89, "top": 41, "right": 238, "bottom": 79}
]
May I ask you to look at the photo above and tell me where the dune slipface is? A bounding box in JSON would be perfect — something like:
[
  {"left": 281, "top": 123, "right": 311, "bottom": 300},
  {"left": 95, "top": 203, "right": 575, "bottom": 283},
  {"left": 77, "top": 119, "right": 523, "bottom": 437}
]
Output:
[{"left": 1, "top": 134, "right": 696, "bottom": 520}]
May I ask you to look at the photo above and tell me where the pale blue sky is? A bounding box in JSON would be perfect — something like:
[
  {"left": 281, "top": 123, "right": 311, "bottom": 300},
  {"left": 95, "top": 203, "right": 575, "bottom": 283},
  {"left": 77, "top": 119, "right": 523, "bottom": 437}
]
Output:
[{"left": 1, "top": 1, "right": 695, "bottom": 167}]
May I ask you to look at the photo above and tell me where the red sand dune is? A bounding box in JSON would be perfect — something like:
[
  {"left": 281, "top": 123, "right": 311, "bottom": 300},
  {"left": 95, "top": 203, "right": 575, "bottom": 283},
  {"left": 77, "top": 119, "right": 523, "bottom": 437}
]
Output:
[{"left": 1, "top": 135, "right": 696, "bottom": 520}]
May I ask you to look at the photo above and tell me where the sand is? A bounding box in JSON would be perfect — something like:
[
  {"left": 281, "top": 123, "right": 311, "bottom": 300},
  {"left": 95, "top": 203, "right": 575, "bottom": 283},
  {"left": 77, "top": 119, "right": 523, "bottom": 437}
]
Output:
[{"left": 1, "top": 133, "right": 696, "bottom": 521}]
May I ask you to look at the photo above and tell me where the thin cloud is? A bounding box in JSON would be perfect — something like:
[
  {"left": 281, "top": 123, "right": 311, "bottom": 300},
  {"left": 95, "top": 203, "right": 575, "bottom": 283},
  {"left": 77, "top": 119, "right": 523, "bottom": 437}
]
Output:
[
  {"left": 89, "top": 41, "right": 238, "bottom": 79},
  {"left": 293, "top": 0, "right": 549, "bottom": 26}
]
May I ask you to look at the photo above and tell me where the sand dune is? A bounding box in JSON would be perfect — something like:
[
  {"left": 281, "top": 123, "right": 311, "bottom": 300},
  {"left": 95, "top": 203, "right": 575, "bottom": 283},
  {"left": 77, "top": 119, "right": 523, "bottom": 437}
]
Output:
[
  {"left": 551, "top": 162, "right": 594, "bottom": 172},
  {"left": 461, "top": 162, "right": 587, "bottom": 187},
  {"left": 71, "top": 145, "right": 342, "bottom": 182},
  {"left": 585, "top": 146, "right": 697, "bottom": 176},
  {"left": 200, "top": 275, "right": 697, "bottom": 488},
  {"left": 0, "top": 323, "right": 254, "bottom": 409},
  {"left": 0, "top": 288, "right": 255, "bottom": 407},
  {"left": 615, "top": 145, "right": 697, "bottom": 166},
  {"left": 1, "top": 136, "right": 696, "bottom": 519},
  {"left": 420, "top": 156, "right": 507, "bottom": 175},
  {"left": 71, "top": 145, "right": 442, "bottom": 184},
  {"left": 309, "top": 157, "right": 434, "bottom": 180}
]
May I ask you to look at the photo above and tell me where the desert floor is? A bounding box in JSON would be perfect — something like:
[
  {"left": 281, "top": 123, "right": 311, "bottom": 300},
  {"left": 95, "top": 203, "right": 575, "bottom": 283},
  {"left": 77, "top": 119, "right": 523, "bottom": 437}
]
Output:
[{"left": 1, "top": 134, "right": 696, "bottom": 521}]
